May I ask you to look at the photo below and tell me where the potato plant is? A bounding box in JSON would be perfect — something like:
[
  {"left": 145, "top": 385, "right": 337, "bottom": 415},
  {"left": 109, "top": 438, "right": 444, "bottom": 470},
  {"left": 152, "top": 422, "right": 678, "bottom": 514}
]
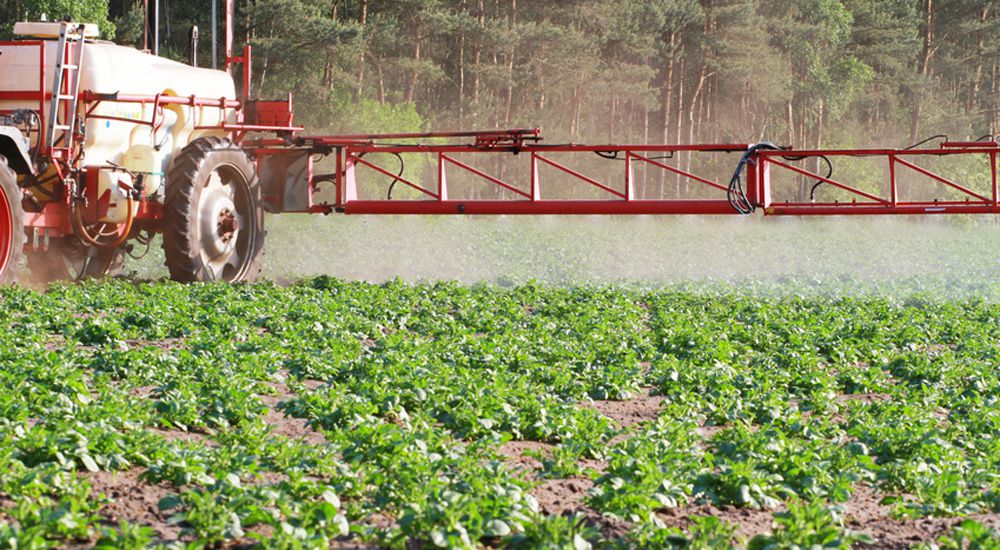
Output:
[{"left": 0, "top": 277, "right": 998, "bottom": 547}]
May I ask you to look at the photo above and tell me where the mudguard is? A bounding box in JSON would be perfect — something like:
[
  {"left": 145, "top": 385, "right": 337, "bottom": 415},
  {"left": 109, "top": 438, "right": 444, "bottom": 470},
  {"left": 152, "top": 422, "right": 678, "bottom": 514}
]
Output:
[{"left": 0, "top": 126, "right": 34, "bottom": 176}]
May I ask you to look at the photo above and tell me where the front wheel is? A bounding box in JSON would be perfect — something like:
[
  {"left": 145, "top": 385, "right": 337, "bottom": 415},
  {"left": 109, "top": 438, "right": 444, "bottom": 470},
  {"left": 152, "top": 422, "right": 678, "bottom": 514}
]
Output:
[{"left": 162, "top": 137, "right": 265, "bottom": 282}]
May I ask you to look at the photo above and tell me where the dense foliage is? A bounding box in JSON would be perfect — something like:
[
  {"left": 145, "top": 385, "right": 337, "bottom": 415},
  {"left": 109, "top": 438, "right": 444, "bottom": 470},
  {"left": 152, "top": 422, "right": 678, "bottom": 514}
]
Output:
[
  {"left": 3, "top": 0, "right": 999, "bottom": 148},
  {"left": 0, "top": 278, "right": 999, "bottom": 547}
]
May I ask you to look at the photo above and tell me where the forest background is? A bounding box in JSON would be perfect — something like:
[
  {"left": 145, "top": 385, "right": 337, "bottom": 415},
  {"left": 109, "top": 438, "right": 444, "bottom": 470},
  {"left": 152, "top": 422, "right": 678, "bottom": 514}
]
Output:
[{"left": 2, "top": 0, "right": 997, "bottom": 152}]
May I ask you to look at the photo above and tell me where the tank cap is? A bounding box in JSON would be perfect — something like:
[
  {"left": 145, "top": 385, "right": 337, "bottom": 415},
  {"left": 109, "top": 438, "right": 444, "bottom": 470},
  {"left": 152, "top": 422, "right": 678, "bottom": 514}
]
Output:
[{"left": 13, "top": 22, "right": 100, "bottom": 39}]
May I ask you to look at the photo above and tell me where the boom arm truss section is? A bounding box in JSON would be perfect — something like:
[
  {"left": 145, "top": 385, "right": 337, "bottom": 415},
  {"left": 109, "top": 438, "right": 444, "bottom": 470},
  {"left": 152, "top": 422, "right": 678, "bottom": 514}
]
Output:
[
  {"left": 755, "top": 144, "right": 1000, "bottom": 215},
  {"left": 249, "top": 130, "right": 753, "bottom": 216}
]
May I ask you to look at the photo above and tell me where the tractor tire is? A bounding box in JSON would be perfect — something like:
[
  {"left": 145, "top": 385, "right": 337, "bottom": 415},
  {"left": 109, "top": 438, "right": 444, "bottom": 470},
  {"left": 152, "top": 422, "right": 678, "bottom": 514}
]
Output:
[
  {"left": 0, "top": 155, "right": 25, "bottom": 285},
  {"left": 162, "top": 137, "right": 265, "bottom": 282},
  {"left": 25, "top": 236, "right": 125, "bottom": 283}
]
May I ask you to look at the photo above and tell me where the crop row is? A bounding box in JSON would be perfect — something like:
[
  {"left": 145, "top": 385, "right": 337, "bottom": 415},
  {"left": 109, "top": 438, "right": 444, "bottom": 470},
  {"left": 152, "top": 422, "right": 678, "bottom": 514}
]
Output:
[{"left": 0, "top": 278, "right": 998, "bottom": 547}]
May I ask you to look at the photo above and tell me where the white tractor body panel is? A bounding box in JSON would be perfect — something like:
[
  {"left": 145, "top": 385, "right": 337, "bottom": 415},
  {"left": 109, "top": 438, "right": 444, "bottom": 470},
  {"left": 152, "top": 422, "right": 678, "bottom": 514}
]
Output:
[{"left": 0, "top": 39, "right": 237, "bottom": 173}]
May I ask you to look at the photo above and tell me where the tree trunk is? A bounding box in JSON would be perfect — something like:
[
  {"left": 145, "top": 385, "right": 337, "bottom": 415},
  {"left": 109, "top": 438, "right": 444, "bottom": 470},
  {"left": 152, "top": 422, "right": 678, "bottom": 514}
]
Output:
[
  {"left": 472, "top": 0, "right": 484, "bottom": 111},
  {"left": 969, "top": 5, "right": 990, "bottom": 114},
  {"left": 503, "top": 0, "right": 517, "bottom": 128},
  {"left": 684, "top": 66, "right": 707, "bottom": 194},
  {"left": 811, "top": 98, "right": 824, "bottom": 201},
  {"left": 571, "top": 84, "right": 582, "bottom": 138},
  {"left": 697, "top": 79, "right": 708, "bottom": 141},
  {"left": 704, "top": 74, "right": 714, "bottom": 142},
  {"left": 325, "top": 1, "right": 338, "bottom": 90},
  {"left": 658, "top": 32, "right": 676, "bottom": 198},
  {"left": 661, "top": 33, "right": 677, "bottom": 145},
  {"left": 362, "top": 52, "right": 385, "bottom": 104},
  {"left": 355, "top": 0, "right": 367, "bottom": 99},
  {"left": 910, "top": 0, "right": 934, "bottom": 143},
  {"left": 786, "top": 100, "right": 794, "bottom": 146},
  {"left": 245, "top": 0, "right": 255, "bottom": 45},
  {"left": 992, "top": 61, "right": 999, "bottom": 134},
  {"left": 536, "top": 72, "right": 545, "bottom": 112},
  {"left": 458, "top": 0, "right": 467, "bottom": 124},
  {"left": 609, "top": 98, "right": 617, "bottom": 142},
  {"left": 675, "top": 52, "right": 685, "bottom": 195},
  {"left": 406, "top": 32, "right": 422, "bottom": 103},
  {"left": 642, "top": 106, "right": 649, "bottom": 198}
]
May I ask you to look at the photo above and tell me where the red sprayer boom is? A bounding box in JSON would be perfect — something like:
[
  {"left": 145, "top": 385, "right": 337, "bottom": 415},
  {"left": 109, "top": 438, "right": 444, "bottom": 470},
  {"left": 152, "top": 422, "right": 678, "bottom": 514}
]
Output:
[{"left": 248, "top": 130, "right": 1000, "bottom": 217}]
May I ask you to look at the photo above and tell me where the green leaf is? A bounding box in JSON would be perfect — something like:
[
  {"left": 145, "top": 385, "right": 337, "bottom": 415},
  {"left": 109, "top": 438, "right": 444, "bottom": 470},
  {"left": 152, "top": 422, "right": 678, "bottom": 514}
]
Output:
[
  {"left": 157, "top": 495, "right": 182, "bottom": 511},
  {"left": 80, "top": 454, "right": 100, "bottom": 472},
  {"left": 484, "top": 519, "right": 511, "bottom": 537}
]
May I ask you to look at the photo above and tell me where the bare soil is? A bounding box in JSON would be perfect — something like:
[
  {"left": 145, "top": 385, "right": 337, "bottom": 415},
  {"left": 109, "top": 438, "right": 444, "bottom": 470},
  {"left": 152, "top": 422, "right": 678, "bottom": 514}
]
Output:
[
  {"left": 259, "top": 376, "right": 327, "bottom": 445},
  {"left": 123, "top": 338, "right": 187, "bottom": 351},
  {"left": 147, "top": 426, "right": 210, "bottom": 445},
  {"left": 658, "top": 502, "right": 779, "bottom": 542},
  {"left": 505, "top": 391, "right": 1000, "bottom": 547},
  {"left": 836, "top": 392, "right": 892, "bottom": 404},
  {"left": 497, "top": 440, "right": 552, "bottom": 472},
  {"left": 532, "top": 477, "right": 595, "bottom": 516},
  {"left": 83, "top": 469, "right": 180, "bottom": 541},
  {"left": 846, "top": 485, "right": 1000, "bottom": 549},
  {"left": 530, "top": 476, "right": 630, "bottom": 539},
  {"left": 68, "top": 369, "right": 1000, "bottom": 547},
  {"left": 84, "top": 469, "right": 375, "bottom": 549},
  {"left": 579, "top": 388, "right": 665, "bottom": 428},
  {"left": 260, "top": 405, "right": 326, "bottom": 445}
]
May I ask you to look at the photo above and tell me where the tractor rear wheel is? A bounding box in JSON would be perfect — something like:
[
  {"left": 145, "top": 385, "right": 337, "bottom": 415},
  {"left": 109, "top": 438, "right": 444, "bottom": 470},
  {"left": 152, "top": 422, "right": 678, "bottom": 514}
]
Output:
[
  {"left": 162, "top": 137, "right": 265, "bottom": 282},
  {"left": 0, "top": 155, "right": 25, "bottom": 284},
  {"left": 25, "top": 237, "right": 124, "bottom": 283}
]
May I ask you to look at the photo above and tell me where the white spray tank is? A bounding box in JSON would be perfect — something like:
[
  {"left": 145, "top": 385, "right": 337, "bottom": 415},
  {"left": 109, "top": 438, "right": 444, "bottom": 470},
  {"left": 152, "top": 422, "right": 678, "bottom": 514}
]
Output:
[{"left": 0, "top": 22, "right": 239, "bottom": 206}]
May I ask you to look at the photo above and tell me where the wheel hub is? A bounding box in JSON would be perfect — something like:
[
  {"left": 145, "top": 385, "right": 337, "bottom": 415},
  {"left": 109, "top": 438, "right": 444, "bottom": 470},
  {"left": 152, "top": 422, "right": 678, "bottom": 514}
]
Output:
[
  {"left": 217, "top": 209, "right": 239, "bottom": 243},
  {"left": 197, "top": 170, "right": 246, "bottom": 278}
]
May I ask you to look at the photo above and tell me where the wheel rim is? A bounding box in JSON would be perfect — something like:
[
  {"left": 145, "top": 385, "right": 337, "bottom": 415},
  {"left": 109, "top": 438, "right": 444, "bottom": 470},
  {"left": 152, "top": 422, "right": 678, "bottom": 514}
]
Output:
[
  {"left": 196, "top": 165, "right": 255, "bottom": 281},
  {"left": 0, "top": 181, "right": 13, "bottom": 276}
]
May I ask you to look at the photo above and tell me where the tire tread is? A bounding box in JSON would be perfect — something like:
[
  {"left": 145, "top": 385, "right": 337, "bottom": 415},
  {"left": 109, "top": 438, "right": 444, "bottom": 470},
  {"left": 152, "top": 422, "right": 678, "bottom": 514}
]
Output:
[{"left": 162, "top": 137, "right": 264, "bottom": 282}]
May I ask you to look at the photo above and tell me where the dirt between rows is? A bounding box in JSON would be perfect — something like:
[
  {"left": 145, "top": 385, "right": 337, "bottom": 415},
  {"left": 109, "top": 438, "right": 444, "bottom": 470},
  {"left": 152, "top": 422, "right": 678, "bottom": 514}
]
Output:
[
  {"left": 35, "top": 378, "right": 1000, "bottom": 548},
  {"left": 82, "top": 468, "right": 373, "bottom": 549},
  {"left": 62, "top": 375, "right": 333, "bottom": 547},
  {"left": 844, "top": 485, "right": 1000, "bottom": 549},
  {"left": 501, "top": 390, "right": 1000, "bottom": 547},
  {"left": 83, "top": 469, "right": 180, "bottom": 541},
  {"left": 578, "top": 389, "right": 666, "bottom": 429},
  {"left": 259, "top": 376, "right": 327, "bottom": 445}
]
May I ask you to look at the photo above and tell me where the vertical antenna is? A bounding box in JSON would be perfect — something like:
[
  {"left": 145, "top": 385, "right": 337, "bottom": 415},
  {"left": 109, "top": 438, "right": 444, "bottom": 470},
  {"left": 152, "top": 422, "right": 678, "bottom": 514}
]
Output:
[
  {"left": 153, "top": 0, "right": 160, "bottom": 56},
  {"left": 225, "top": 0, "right": 234, "bottom": 74},
  {"left": 189, "top": 25, "right": 199, "bottom": 66}
]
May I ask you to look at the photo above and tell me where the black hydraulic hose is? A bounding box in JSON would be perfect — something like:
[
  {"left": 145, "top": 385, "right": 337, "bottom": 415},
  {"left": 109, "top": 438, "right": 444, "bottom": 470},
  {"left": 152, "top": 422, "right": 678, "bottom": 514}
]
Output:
[
  {"left": 774, "top": 152, "right": 832, "bottom": 200},
  {"left": 728, "top": 142, "right": 783, "bottom": 215},
  {"left": 594, "top": 150, "right": 674, "bottom": 161},
  {"left": 385, "top": 152, "right": 405, "bottom": 200},
  {"left": 806, "top": 155, "right": 833, "bottom": 201},
  {"left": 904, "top": 134, "right": 948, "bottom": 150}
]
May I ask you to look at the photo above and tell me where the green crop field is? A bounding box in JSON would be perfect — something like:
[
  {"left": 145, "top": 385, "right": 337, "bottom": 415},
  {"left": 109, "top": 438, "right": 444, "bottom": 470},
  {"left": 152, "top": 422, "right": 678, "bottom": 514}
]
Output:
[{"left": 2, "top": 275, "right": 1000, "bottom": 549}]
